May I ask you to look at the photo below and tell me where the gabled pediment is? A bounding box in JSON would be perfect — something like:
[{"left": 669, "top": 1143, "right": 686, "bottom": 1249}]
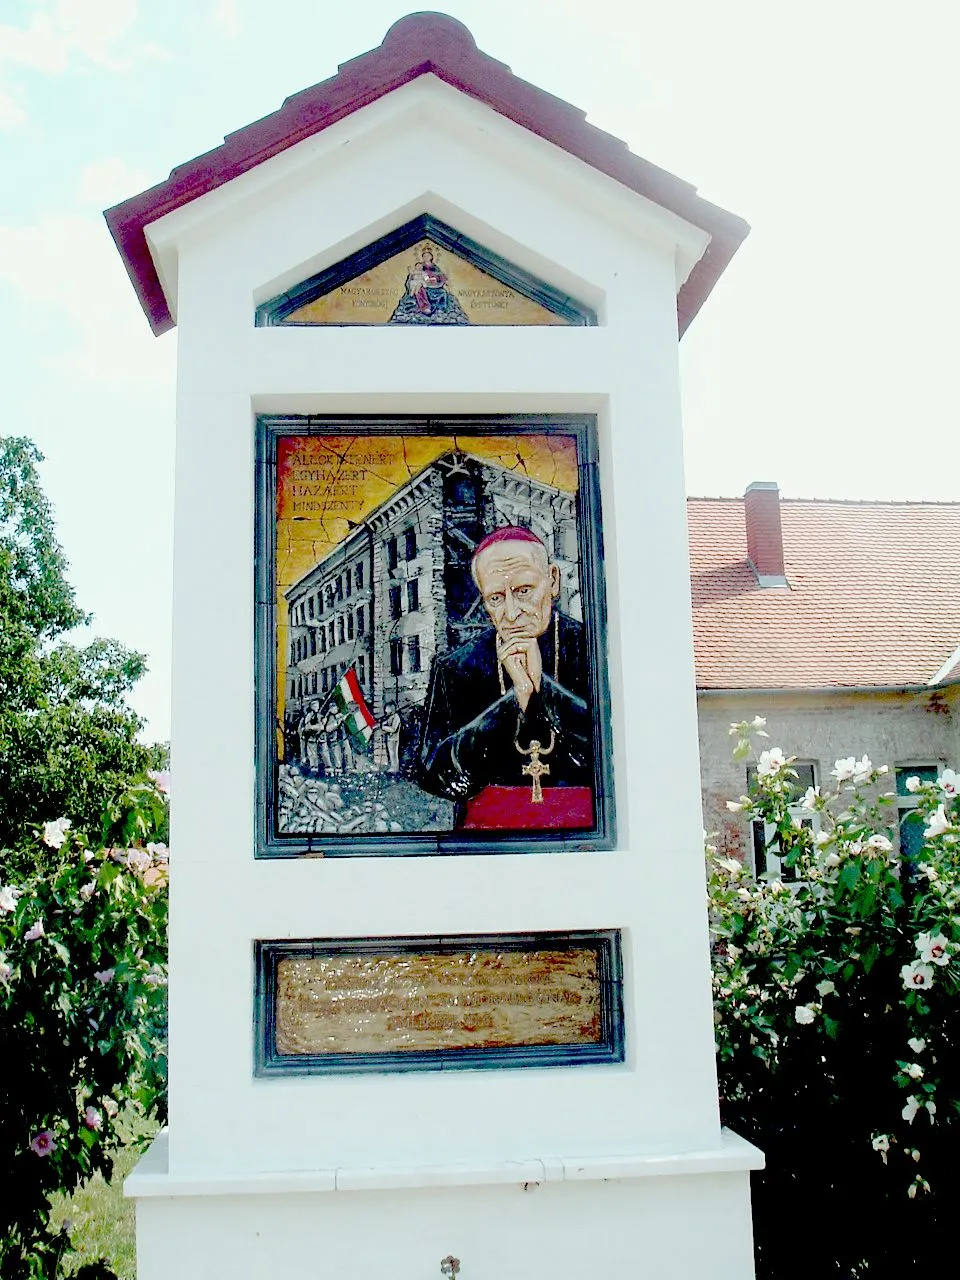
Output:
[
  {"left": 256, "top": 215, "right": 595, "bottom": 328},
  {"left": 106, "top": 14, "right": 747, "bottom": 336}
]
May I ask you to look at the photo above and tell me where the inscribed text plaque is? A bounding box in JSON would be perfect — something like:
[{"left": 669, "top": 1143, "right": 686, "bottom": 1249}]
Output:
[{"left": 256, "top": 932, "right": 624, "bottom": 1074}]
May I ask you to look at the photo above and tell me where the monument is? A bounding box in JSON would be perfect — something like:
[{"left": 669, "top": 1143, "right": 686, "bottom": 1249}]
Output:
[{"left": 107, "top": 13, "right": 762, "bottom": 1277}]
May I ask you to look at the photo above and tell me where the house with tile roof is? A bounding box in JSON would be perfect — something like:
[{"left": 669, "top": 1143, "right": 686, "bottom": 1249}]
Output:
[{"left": 690, "top": 481, "right": 960, "bottom": 870}]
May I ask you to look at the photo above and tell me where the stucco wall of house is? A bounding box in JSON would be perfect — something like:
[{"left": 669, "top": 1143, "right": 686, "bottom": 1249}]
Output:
[{"left": 697, "top": 687, "right": 959, "bottom": 865}]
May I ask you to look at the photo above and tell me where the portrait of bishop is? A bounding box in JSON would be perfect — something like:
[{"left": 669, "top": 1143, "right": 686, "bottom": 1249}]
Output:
[{"left": 417, "top": 526, "right": 593, "bottom": 831}]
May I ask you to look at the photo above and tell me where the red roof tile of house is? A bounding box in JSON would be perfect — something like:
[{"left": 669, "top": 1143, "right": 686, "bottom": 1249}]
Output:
[
  {"left": 688, "top": 497, "right": 960, "bottom": 690},
  {"left": 105, "top": 12, "right": 748, "bottom": 336}
]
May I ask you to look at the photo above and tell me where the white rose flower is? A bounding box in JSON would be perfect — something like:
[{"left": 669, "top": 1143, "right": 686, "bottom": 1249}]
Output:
[
  {"left": 757, "top": 748, "right": 786, "bottom": 777},
  {"left": 904, "top": 1062, "right": 924, "bottom": 1080},
  {"left": 867, "top": 834, "right": 893, "bottom": 852},
  {"left": 750, "top": 716, "right": 767, "bottom": 730},
  {"left": 916, "top": 933, "right": 951, "bottom": 966},
  {"left": 823, "top": 851, "right": 842, "bottom": 868},
  {"left": 902, "top": 1096, "right": 920, "bottom": 1123},
  {"left": 815, "top": 980, "right": 836, "bottom": 997},
  {"left": 799, "top": 786, "right": 820, "bottom": 812},
  {"left": 831, "top": 758, "right": 856, "bottom": 782},
  {"left": 900, "top": 961, "right": 935, "bottom": 990},
  {"left": 925, "top": 805, "right": 951, "bottom": 839},
  {"left": 726, "top": 800, "right": 746, "bottom": 813},
  {"left": 717, "top": 858, "right": 743, "bottom": 875},
  {"left": 907, "top": 1037, "right": 926, "bottom": 1054},
  {"left": 871, "top": 1134, "right": 890, "bottom": 1163},
  {"left": 41, "top": 817, "right": 71, "bottom": 849},
  {"left": 794, "top": 1005, "right": 816, "bottom": 1025},
  {"left": 0, "top": 885, "right": 22, "bottom": 913},
  {"left": 937, "top": 768, "right": 958, "bottom": 798},
  {"left": 852, "top": 755, "right": 873, "bottom": 783},
  {"left": 905, "top": 775, "right": 921, "bottom": 793}
]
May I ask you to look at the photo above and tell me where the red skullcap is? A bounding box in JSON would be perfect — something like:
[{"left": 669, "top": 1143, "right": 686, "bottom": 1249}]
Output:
[{"left": 472, "top": 525, "right": 545, "bottom": 563}]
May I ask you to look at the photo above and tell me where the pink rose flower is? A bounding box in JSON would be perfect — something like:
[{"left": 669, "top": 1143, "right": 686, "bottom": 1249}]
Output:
[
  {"left": 83, "top": 1106, "right": 102, "bottom": 1131},
  {"left": 24, "top": 919, "right": 44, "bottom": 942},
  {"left": 30, "top": 1130, "right": 56, "bottom": 1157}
]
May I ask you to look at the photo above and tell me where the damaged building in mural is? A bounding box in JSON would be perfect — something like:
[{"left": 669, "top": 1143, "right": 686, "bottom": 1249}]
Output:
[{"left": 283, "top": 450, "right": 581, "bottom": 760}]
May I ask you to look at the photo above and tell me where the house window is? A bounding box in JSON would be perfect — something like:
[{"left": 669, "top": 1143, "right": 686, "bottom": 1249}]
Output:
[
  {"left": 386, "top": 536, "right": 398, "bottom": 572},
  {"left": 389, "top": 586, "right": 402, "bottom": 620},
  {"left": 749, "top": 762, "right": 819, "bottom": 880},
  {"left": 336, "top": 576, "right": 343, "bottom": 603},
  {"left": 329, "top": 620, "right": 335, "bottom": 647},
  {"left": 298, "top": 676, "right": 303, "bottom": 698},
  {"left": 322, "top": 669, "right": 328, "bottom": 693},
  {"left": 355, "top": 563, "right": 363, "bottom": 591},
  {"left": 325, "top": 585, "right": 334, "bottom": 611},
  {"left": 896, "top": 765, "right": 941, "bottom": 864},
  {"left": 390, "top": 637, "right": 403, "bottom": 676},
  {"left": 347, "top": 612, "right": 354, "bottom": 641},
  {"left": 356, "top": 605, "right": 365, "bottom": 637},
  {"left": 320, "top": 628, "right": 326, "bottom": 654},
  {"left": 310, "top": 672, "right": 318, "bottom": 694},
  {"left": 346, "top": 567, "right": 352, "bottom": 597},
  {"left": 358, "top": 654, "right": 366, "bottom": 684},
  {"left": 290, "top": 642, "right": 296, "bottom": 665},
  {"left": 338, "top": 616, "right": 345, "bottom": 645},
  {"left": 408, "top": 635, "right": 421, "bottom": 673},
  {"left": 407, "top": 578, "right": 419, "bottom": 612},
  {"left": 309, "top": 630, "right": 317, "bottom": 656},
  {"left": 404, "top": 527, "right": 417, "bottom": 561},
  {"left": 307, "top": 596, "right": 315, "bottom": 620},
  {"left": 290, "top": 681, "right": 296, "bottom": 699}
]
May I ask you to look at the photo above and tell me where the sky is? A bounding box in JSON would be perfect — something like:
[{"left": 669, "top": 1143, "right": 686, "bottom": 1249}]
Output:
[{"left": 1, "top": 0, "right": 957, "bottom": 742}]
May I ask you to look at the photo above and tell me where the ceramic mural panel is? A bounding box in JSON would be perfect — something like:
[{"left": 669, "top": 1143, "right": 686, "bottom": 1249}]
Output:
[
  {"left": 255, "top": 215, "right": 596, "bottom": 328},
  {"left": 256, "top": 415, "right": 613, "bottom": 856}
]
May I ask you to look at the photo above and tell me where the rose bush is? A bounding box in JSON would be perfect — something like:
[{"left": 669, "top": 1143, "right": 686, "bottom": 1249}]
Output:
[
  {"left": 711, "top": 722, "right": 960, "bottom": 1278},
  {"left": 0, "top": 781, "right": 168, "bottom": 1280}
]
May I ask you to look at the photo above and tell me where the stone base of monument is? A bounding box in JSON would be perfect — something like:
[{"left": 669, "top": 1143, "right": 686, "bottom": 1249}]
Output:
[{"left": 126, "top": 1129, "right": 761, "bottom": 1279}]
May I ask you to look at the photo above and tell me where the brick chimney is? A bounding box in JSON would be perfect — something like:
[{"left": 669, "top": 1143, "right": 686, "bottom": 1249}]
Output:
[{"left": 744, "top": 481, "right": 788, "bottom": 587}]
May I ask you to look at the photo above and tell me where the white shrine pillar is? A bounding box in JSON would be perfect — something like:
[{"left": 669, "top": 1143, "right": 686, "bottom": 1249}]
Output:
[{"left": 108, "top": 14, "right": 761, "bottom": 1279}]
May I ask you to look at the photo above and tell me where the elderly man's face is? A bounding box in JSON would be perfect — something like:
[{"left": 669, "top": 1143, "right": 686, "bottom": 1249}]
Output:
[{"left": 474, "top": 541, "right": 560, "bottom": 641}]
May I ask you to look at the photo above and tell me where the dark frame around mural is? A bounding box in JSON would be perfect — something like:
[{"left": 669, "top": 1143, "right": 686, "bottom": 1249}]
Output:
[
  {"left": 254, "top": 930, "right": 625, "bottom": 1077},
  {"left": 254, "top": 214, "right": 597, "bottom": 327},
  {"left": 255, "top": 414, "right": 614, "bottom": 858}
]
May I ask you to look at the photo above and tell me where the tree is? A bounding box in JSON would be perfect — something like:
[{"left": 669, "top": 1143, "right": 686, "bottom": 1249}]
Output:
[
  {"left": 0, "top": 437, "right": 162, "bottom": 853},
  {"left": 711, "top": 723, "right": 960, "bottom": 1278}
]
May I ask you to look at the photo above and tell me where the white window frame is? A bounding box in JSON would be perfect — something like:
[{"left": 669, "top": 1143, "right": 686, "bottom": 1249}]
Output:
[
  {"left": 749, "top": 760, "right": 820, "bottom": 881},
  {"left": 894, "top": 762, "right": 944, "bottom": 858}
]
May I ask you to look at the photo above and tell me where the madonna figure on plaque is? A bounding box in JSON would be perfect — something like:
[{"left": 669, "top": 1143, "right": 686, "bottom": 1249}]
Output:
[
  {"left": 389, "top": 246, "right": 471, "bottom": 325},
  {"left": 417, "top": 526, "right": 593, "bottom": 831}
]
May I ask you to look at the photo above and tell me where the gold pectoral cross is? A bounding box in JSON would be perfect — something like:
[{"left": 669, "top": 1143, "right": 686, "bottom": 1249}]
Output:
[{"left": 516, "top": 731, "right": 556, "bottom": 804}]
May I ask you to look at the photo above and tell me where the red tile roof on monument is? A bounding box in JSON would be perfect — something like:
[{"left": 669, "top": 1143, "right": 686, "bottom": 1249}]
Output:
[
  {"left": 105, "top": 12, "right": 748, "bottom": 337},
  {"left": 688, "top": 497, "right": 960, "bottom": 691}
]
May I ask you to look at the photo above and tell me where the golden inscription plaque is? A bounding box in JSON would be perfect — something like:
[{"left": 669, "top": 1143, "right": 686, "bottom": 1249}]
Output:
[
  {"left": 255, "top": 215, "right": 597, "bottom": 332},
  {"left": 279, "top": 239, "right": 568, "bottom": 328},
  {"left": 257, "top": 933, "right": 623, "bottom": 1073},
  {"left": 276, "top": 948, "right": 601, "bottom": 1054}
]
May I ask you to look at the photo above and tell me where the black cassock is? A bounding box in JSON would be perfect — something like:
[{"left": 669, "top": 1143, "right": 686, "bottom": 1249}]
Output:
[{"left": 417, "top": 612, "right": 593, "bottom": 812}]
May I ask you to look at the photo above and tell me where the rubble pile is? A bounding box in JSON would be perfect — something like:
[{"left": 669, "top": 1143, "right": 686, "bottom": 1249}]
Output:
[{"left": 278, "top": 771, "right": 403, "bottom": 834}]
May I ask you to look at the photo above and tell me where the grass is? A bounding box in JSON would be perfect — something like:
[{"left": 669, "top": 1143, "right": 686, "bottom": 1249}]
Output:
[{"left": 48, "top": 1117, "right": 157, "bottom": 1279}]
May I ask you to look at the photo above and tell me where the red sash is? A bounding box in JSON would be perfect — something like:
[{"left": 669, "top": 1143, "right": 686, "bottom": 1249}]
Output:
[{"left": 462, "top": 786, "right": 594, "bottom": 831}]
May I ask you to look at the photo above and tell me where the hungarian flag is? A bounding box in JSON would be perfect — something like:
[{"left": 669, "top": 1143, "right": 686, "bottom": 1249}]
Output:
[{"left": 332, "top": 668, "right": 376, "bottom": 744}]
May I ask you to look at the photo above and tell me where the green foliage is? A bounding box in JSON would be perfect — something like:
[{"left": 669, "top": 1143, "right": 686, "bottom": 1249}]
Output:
[
  {"left": 0, "top": 787, "right": 168, "bottom": 1280},
  {"left": 0, "top": 436, "right": 162, "bottom": 850},
  {"left": 712, "top": 725, "right": 960, "bottom": 1278}
]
